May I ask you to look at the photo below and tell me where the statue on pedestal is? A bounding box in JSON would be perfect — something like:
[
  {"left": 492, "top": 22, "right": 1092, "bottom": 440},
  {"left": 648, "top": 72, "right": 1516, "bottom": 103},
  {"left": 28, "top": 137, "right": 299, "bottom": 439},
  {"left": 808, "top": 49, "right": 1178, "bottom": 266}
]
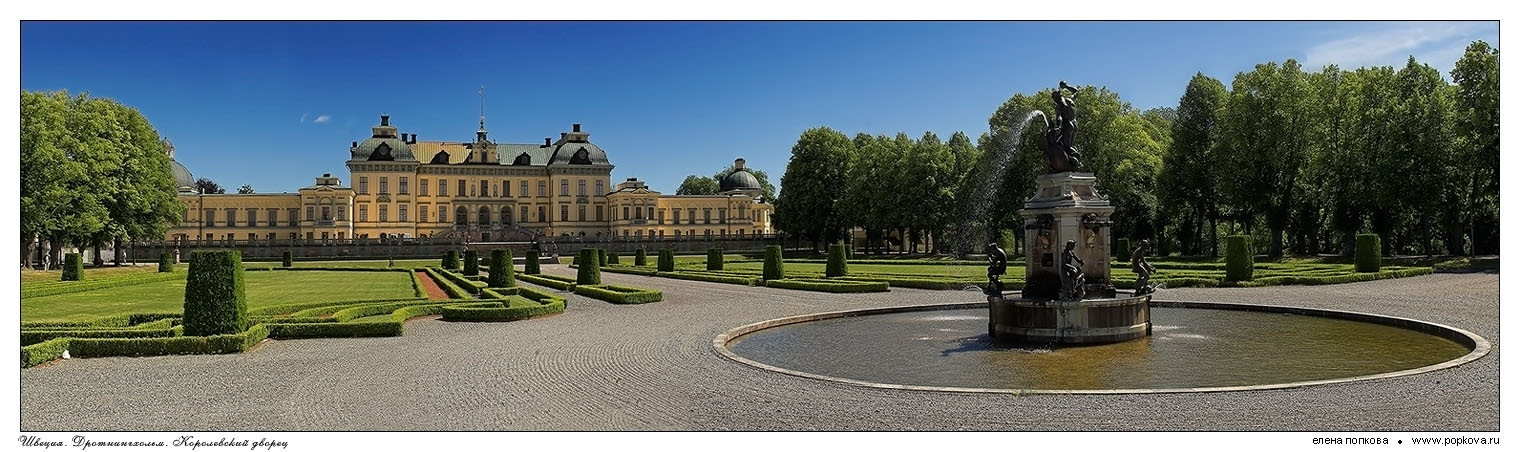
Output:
[
  {"left": 1131, "top": 239, "right": 1157, "bottom": 295},
  {"left": 1059, "top": 239, "right": 1086, "bottom": 301},
  {"left": 985, "top": 242, "right": 1007, "bottom": 297},
  {"left": 1042, "top": 81, "right": 1084, "bottom": 173}
]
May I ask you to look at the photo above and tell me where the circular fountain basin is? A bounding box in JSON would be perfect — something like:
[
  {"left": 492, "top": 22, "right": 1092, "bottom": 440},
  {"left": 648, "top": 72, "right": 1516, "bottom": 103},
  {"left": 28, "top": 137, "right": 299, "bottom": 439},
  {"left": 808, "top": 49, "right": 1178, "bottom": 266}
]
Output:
[
  {"left": 989, "top": 295, "right": 1151, "bottom": 344},
  {"left": 715, "top": 302, "right": 1488, "bottom": 393}
]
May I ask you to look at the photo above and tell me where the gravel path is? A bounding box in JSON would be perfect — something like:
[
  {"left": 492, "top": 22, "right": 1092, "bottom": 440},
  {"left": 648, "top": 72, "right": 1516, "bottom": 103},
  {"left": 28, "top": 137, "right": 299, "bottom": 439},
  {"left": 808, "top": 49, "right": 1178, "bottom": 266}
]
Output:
[
  {"left": 414, "top": 271, "right": 449, "bottom": 300},
  {"left": 20, "top": 268, "right": 1498, "bottom": 431}
]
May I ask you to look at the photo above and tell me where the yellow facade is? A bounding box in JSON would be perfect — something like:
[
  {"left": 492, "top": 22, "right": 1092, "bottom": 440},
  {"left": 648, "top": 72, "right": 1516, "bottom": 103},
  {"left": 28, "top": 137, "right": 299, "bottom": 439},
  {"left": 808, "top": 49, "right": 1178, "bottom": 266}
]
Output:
[{"left": 164, "top": 115, "right": 772, "bottom": 242}]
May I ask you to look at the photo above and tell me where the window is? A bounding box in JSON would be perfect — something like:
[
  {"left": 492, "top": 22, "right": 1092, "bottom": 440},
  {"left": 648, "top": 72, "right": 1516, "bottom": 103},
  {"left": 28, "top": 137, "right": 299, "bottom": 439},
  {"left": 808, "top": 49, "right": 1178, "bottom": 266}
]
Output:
[
  {"left": 596, "top": 180, "right": 604, "bottom": 196},
  {"left": 337, "top": 205, "right": 347, "bottom": 221},
  {"left": 521, "top": 181, "right": 529, "bottom": 198},
  {"left": 537, "top": 206, "right": 546, "bottom": 222},
  {"left": 249, "top": 233, "right": 257, "bottom": 241},
  {"left": 420, "top": 179, "right": 429, "bottom": 196},
  {"left": 658, "top": 209, "right": 665, "bottom": 224},
  {"left": 380, "top": 205, "right": 389, "bottom": 222},
  {"left": 703, "top": 208, "right": 712, "bottom": 224},
  {"left": 504, "top": 180, "right": 511, "bottom": 197},
  {"left": 439, "top": 206, "right": 448, "bottom": 223},
  {"left": 719, "top": 208, "right": 727, "bottom": 224},
  {"left": 520, "top": 206, "right": 529, "bottom": 224},
  {"left": 578, "top": 179, "right": 586, "bottom": 196},
  {"left": 458, "top": 180, "right": 466, "bottom": 197},
  {"left": 359, "top": 205, "right": 368, "bottom": 222},
  {"left": 578, "top": 205, "right": 586, "bottom": 221},
  {"left": 560, "top": 180, "right": 569, "bottom": 196},
  {"left": 287, "top": 209, "right": 298, "bottom": 226},
  {"left": 560, "top": 205, "right": 569, "bottom": 222},
  {"left": 537, "top": 181, "right": 546, "bottom": 197},
  {"left": 307, "top": 232, "right": 314, "bottom": 240},
  {"left": 648, "top": 207, "right": 655, "bottom": 220},
  {"left": 687, "top": 208, "right": 696, "bottom": 225},
  {"left": 204, "top": 209, "right": 215, "bottom": 226},
  {"left": 501, "top": 209, "right": 511, "bottom": 224},
  {"left": 420, "top": 207, "right": 428, "bottom": 223},
  {"left": 672, "top": 209, "right": 680, "bottom": 224},
  {"left": 439, "top": 179, "right": 448, "bottom": 196},
  {"left": 306, "top": 206, "right": 314, "bottom": 221},
  {"left": 481, "top": 180, "right": 489, "bottom": 197},
  {"left": 635, "top": 230, "right": 642, "bottom": 238},
  {"left": 247, "top": 209, "right": 258, "bottom": 226},
  {"left": 359, "top": 177, "right": 369, "bottom": 194},
  {"left": 634, "top": 206, "right": 643, "bottom": 220},
  {"left": 399, "top": 177, "right": 409, "bottom": 194},
  {"left": 267, "top": 209, "right": 278, "bottom": 225},
  {"left": 380, "top": 177, "right": 389, "bottom": 194},
  {"left": 267, "top": 233, "right": 276, "bottom": 241},
  {"left": 622, "top": 207, "right": 629, "bottom": 220},
  {"left": 399, "top": 205, "right": 408, "bottom": 222},
  {"left": 321, "top": 232, "right": 329, "bottom": 240},
  {"left": 596, "top": 205, "right": 604, "bottom": 222}
]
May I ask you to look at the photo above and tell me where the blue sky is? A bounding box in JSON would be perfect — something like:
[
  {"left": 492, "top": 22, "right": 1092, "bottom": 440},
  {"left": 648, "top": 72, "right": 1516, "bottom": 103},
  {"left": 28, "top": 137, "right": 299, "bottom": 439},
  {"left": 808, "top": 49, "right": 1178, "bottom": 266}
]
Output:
[{"left": 21, "top": 21, "right": 1497, "bottom": 194}]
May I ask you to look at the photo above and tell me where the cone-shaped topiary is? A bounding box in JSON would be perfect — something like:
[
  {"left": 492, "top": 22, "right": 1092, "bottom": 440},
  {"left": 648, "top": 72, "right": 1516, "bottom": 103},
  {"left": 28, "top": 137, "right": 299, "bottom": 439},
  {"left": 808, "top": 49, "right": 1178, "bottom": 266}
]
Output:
[
  {"left": 608, "top": 251, "right": 621, "bottom": 265},
  {"left": 763, "top": 245, "right": 785, "bottom": 281},
  {"left": 707, "top": 248, "right": 724, "bottom": 270},
  {"left": 577, "top": 248, "right": 602, "bottom": 285},
  {"left": 488, "top": 249, "right": 515, "bottom": 287},
  {"left": 597, "top": 248, "right": 607, "bottom": 267},
  {"left": 182, "top": 250, "right": 248, "bottom": 336},
  {"left": 1117, "top": 238, "right": 1131, "bottom": 260},
  {"left": 281, "top": 250, "right": 293, "bottom": 267},
  {"left": 1224, "top": 235, "right": 1254, "bottom": 282},
  {"left": 464, "top": 250, "right": 480, "bottom": 276},
  {"left": 826, "top": 243, "right": 849, "bottom": 277},
  {"left": 444, "top": 250, "right": 460, "bottom": 269},
  {"left": 62, "top": 253, "right": 83, "bottom": 281},
  {"left": 158, "top": 253, "right": 174, "bottom": 273},
  {"left": 635, "top": 248, "right": 648, "bottom": 266},
  {"left": 658, "top": 248, "right": 675, "bottom": 272},
  {"left": 1356, "top": 233, "right": 1381, "bottom": 273},
  {"left": 525, "top": 249, "right": 541, "bottom": 274}
]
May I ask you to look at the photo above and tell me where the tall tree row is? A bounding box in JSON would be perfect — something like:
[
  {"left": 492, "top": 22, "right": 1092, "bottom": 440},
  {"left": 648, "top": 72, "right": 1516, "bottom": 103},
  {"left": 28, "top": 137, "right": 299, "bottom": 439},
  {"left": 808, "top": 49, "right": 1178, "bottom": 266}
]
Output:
[{"left": 21, "top": 90, "right": 182, "bottom": 268}]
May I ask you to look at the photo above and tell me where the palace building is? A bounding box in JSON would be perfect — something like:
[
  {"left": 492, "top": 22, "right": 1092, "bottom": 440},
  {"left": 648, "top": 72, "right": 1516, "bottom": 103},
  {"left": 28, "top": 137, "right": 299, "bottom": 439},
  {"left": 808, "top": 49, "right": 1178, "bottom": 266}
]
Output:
[{"left": 165, "top": 114, "right": 773, "bottom": 244}]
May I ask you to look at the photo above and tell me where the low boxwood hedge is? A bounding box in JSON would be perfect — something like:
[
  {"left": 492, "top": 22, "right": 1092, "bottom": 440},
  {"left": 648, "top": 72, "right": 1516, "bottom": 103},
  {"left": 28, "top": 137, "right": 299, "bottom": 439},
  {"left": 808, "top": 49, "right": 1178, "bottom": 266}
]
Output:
[
  {"left": 21, "top": 312, "right": 180, "bottom": 330},
  {"left": 838, "top": 275, "right": 979, "bottom": 290},
  {"left": 662, "top": 271, "right": 761, "bottom": 286},
  {"left": 21, "top": 338, "right": 72, "bottom": 368},
  {"left": 23, "top": 272, "right": 185, "bottom": 299},
  {"left": 266, "top": 321, "right": 402, "bottom": 339},
  {"left": 421, "top": 268, "right": 472, "bottom": 299},
  {"left": 440, "top": 294, "right": 566, "bottom": 321},
  {"left": 573, "top": 284, "right": 663, "bottom": 304},
  {"left": 67, "top": 323, "right": 269, "bottom": 359},
  {"left": 602, "top": 265, "right": 659, "bottom": 276},
  {"left": 764, "top": 278, "right": 889, "bottom": 293},
  {"left": 518, "top": 273, "right": 576, "bottom": 291},
  {"left": 21, "top": 326, "right": 181, "bottom": 347}
]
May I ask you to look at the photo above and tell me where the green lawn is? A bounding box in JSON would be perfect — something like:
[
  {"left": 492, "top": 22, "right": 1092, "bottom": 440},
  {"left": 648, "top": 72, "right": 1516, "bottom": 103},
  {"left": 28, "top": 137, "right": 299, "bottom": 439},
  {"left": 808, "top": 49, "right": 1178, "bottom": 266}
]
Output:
[
  {"left": 22, "top": 270, "right": 417, "bottom": 323},
  {"left": 21, "top": 264, "right": 168, "bottom": 283},
  {"left": 245, "top": 259, "right": 440, "bottom": 269}
]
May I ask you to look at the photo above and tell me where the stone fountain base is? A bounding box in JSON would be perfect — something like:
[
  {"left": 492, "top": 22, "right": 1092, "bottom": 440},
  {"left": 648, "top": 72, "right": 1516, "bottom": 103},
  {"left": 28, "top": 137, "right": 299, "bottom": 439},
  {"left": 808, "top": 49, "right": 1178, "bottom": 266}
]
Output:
[{"left": 988, "top": 294, "right": 1151, "bottom": 345}]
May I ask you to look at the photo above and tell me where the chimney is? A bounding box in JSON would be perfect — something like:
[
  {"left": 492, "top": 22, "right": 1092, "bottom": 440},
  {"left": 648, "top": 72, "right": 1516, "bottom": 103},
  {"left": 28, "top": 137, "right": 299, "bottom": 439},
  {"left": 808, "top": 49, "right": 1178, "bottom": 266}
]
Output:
[
  {"left": 544, "top": 137, "right": 552, "bottom": 146},
  {"left": 409, "top": 133, "right": 417, "bottom": 144},
  {"left": 380, "top": 114, "right": 390, "bottom": 126},
  {"left": 561, "top": 132, "right": 568, "bottom": 139},
  {"left": 734, "top": 158, "right": 746, "bottom": 170},
  {"left": 351, "top": 141, "right": 358, "bottom": 148},
  {"left": 572, "top": 123, "right": 581, "bottom": 133}
]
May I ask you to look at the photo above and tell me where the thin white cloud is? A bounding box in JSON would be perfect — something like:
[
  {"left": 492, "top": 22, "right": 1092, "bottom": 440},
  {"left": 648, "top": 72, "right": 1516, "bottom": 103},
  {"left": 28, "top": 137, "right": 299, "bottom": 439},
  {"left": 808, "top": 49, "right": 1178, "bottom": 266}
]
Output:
[
  {"left": 314, "top": 115, "right": 332, "bottom": 124},
  {"left": 299, "top": 113, "right": 309, "bottom": 123},
  {"left": 1305, "top": 22, "right": 1491, "bottom": 70}
]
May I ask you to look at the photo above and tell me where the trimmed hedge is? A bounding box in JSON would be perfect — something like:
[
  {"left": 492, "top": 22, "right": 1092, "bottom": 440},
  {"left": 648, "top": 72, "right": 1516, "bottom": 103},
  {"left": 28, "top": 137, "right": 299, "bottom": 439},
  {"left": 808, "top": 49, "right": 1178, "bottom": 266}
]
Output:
[
  {"left": 826, "top": 244, "right": 849, "bottom": 277},
  {"left": 282, "top": 251, "right": 293, "bottom": 267},
  {"left": 464, "top": 250, "right": 480, "bottom": 276},
  {"left": 763, "top": 245, "right": 785, "bottom": 280},
  {"left": 23, "top": 272, "right": 184, "bottom": 299},
  {"left": 21, "top": 338, "right": 71, "bottom": 368},
  {"left": 608, "top": 252, "right": 621, "bottom": 265},
  {"left": 839, "top": 275, "right": 980, "bottom": 290},
  {"left": 663, "top": 271, "right": 761, "bottom": 286},
  {"left": 444, "top": 250, "right": 460, "bottom": 270},
  {"left": 62, "top": 253, "right": 83, "bottom": 281},
  {"left": 658, "top": 248, "right": 676, "bottom": 272},
  {"left": 266, "top": 321, "right": 402, "bottom": 338},
  {"left": 1356, "top": 233, "right": 1381, "bottom": 273},
  {"left": 182, "top": 250, "right": 249, "bottom": 336},
  {"left": 602, "top": 265, "right": 659, "bottom": 276},
  {"left": 67, "top": 323, "right": 269, "bottom": 359},
  {"left": 574, "top": 284, "right": 664, "bottom": 304},
  {"left": 21, "top": 312, "right": 180, "bottom": 330},
  {"left": 488, "top": 249, "right": 515, "bottom": 287},
  {"left": 764, "top": 278, "right": 889, "bottom": 293},
  {"left": 597, "top": 248, "right": 608, "bottom": 267},
  {"left": 1118, "top": 238, "right": 1132, "bottom": 258},
  {"left": 635, "top": 248, "right": 648, "bottom": 266},
  {"left": 22, "top": 326, "right": 180, "bottom": 347},
  {"left": 577, "top": 249, "right": 602, "bottom": 285},
  {"left": 707, "top": 248, "right": 725, "bottom": 271},
  {"left": 159, "top": 253, "right": 174, "bottom": 273},
  {"left": 518, "top": 273, "right": 577, "bottom": 291},
  {"left": 1224, "top": 235, "right": 1253, "bottom": 282},
  {"left": 525, "top": 249, "right": 541, "bottom": 274}
]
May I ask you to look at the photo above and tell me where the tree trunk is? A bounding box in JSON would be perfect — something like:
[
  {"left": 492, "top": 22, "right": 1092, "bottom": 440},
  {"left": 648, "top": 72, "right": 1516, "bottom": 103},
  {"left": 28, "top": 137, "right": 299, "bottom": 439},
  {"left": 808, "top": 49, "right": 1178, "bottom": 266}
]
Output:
[
  {"left": 113, "top": 237, "right": 124, "bottom": 266},
  {"left": 1269, "top": 227, "right": 1284, "bottom": 258},
  {"left": 47, "top": 236, "right": 62, "bottom": 270},
  {"left": 1209, "top": 214, "right": 1218, "bottom": 258}
]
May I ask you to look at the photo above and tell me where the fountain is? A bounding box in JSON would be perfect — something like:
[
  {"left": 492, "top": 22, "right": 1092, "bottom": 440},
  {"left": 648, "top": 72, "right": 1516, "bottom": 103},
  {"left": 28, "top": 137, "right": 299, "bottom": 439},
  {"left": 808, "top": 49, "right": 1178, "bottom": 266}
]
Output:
[
  {"left": 985, "top": 80, "right": 1151, "bottom": 345},
  {"left": 712, "top": 80, "right": 1489, "bottom": 393}
]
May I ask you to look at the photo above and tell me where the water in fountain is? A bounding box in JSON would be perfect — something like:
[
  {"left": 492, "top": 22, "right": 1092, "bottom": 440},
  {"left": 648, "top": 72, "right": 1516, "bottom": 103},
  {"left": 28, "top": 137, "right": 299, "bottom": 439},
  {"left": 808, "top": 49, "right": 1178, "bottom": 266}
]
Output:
[{"left": 949, "top": 109, "right": 1047, "bottom": 257}]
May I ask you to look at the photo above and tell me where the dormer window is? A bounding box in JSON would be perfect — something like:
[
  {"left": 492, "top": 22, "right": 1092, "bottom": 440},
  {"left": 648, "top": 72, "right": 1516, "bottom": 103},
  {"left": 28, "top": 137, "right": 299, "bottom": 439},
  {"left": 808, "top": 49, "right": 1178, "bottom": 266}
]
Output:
[
  {"left": 514, "top": 152, "right": 532, "bottom": 166},
  {"left": 370, "top": 142, "right": 394, "bottom": 161},
  {"left": 570, "top": 148, "right": 592, "bottom": 164},
  {"left": 430, "top": 151, "right": 450, "bottom": 164}
]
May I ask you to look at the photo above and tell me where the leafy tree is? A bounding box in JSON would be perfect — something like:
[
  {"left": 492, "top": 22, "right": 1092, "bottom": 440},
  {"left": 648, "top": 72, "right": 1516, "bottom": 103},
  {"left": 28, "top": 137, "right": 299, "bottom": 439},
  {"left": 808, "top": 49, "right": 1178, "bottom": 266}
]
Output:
[
  {"left": 1449, "top": 40, "right": 1500, "bottom": 254},
  {"left": 1219, "top": 60, "right": 1315, "bottom": 257},
  {"left": 775, "top": 127, "right": 854, "bottom": 248},
  {"left": 21, "top": 91, "right": 108, "bottom": 268},
  {"left": 711, "top": 163, "right": 776, "bottom": 201},
  {"left": 840, "top": 133, "right": 893, "bottom": 254},
  {"left": 1390, "top": 57, "right": 1455, "bottom": 255},
  {"left": 195, "top": 178, "right": 225, "bottom": 194},
  {"left": 1158, "top": 73, "right": 1227, "bottom": 256},
  {"left": 675, "top": 174, "right": 718, "bottom": 195},
  {"left": 237, "top": 184, "right": 255, "bottom": 194}
]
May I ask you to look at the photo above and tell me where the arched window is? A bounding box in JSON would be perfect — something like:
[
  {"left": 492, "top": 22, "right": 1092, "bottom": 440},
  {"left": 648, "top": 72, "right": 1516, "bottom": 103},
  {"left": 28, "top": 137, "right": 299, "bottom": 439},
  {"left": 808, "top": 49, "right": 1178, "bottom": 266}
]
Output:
[
  {"left": 501, "top": 209, "right": 512, "bottom": 224},
  {"left": 455, "top": 206, "right": 468, "bottom": 225},
  {"left": 478, "top": 207, "right": 491, "bottom": 225},
  {"left": 514, "top": 153, "right": 532, "bottom": 165},
  {"left": 570, "top": 148, "right": 592, "bottom": 164},
  {"left": 370, "top": 142, "right": 393, "bottom": 161},
  {"left": 430, "top": 151, "right": 450, "bottom": 164}
]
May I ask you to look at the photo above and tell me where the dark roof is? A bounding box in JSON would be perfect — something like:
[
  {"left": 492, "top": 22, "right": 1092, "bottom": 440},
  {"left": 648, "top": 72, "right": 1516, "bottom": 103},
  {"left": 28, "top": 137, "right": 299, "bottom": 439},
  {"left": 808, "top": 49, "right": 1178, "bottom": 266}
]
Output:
[
  {"left": 352, "top": 136, "right": 415, "bottom": 162},
  {"left": 170, "top": 159, "right": 195, "bottom": 192},
  {"left": 720, "top": 169, "right": 762, "bottom": 192},
  {"left": 547, "top": 142, "right": 610, "bottom": 166},
  {"left": 497, "top": 143, "right": 551, "bottom": 167}
]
